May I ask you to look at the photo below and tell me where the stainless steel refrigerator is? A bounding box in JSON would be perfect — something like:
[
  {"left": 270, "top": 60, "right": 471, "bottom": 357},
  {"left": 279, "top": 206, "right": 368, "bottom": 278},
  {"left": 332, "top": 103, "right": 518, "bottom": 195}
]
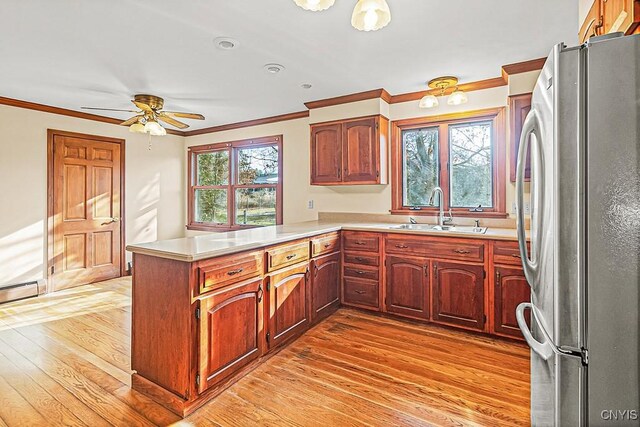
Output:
[{"left": 515, "top": 33, "right": 640, "bottom": 426}]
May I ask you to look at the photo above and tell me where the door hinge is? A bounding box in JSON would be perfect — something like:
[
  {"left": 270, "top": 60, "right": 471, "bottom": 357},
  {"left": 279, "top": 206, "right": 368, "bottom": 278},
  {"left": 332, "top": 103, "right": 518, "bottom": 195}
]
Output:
[
  {"left": 483, "top": 269, "right": 486, "bottom": 279},
  {"left": 266, "top": 332, "right": 270, "bottom": 344},
  {"left": 483, "top": 314, "right": 487, "bottom": 324},
  {"left": 266, "top": 282, "right": 270, "bottom": 292},
  {"left": 195, "top": 307, "right": 201, "bottom": 320},
  {"left": 195, "top": 373, "right": 200, "bottom": 387},
  {"left": 50, "top": 265, "right": 55, "bottom": 275}
]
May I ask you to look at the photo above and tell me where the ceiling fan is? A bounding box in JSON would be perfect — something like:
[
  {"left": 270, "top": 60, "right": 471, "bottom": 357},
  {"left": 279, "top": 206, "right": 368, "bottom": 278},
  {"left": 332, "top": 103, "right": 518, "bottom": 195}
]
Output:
[{"left": 82, "top": 94, "right": 205, "bottom": 136}]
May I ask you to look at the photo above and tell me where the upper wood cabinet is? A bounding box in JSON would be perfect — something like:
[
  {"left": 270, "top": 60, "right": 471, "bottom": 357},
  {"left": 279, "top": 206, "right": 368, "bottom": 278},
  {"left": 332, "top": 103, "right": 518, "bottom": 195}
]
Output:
[
  {"left": 579, "top": 0, "right": 640, "bottom": 43},
  {"left": 310, "top": 115, "right": 388, "bottom": 186},
  {"left": 509, "top": 93, "right": 532, "bottom": 183}
]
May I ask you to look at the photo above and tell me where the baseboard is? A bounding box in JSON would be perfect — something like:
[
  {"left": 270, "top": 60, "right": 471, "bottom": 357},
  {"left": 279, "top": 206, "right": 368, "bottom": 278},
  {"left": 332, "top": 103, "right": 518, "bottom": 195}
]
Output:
[{"left": 0, "top": 281, "right": 39, "bottom": 304}]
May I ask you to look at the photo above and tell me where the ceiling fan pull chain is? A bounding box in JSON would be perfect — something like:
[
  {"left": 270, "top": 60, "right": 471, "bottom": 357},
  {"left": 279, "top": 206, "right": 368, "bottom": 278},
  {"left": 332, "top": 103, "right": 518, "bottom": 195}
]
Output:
[{"left": 148, "top": 133, "right": 152, "bottom": 151}]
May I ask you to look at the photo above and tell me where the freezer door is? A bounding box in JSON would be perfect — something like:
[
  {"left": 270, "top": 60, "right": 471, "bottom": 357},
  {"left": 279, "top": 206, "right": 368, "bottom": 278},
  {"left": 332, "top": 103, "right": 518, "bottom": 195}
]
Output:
[{"left": 585, "top": 33, "right": 640, "bottom": 425}]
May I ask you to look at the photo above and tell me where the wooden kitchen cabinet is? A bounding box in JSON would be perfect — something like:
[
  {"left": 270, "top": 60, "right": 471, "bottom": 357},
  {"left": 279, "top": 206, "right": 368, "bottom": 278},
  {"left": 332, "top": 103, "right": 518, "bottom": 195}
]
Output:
[
  {"left": 385, "top": 256, "right": 430, "bottom": 320},
  {"left": 310, "top": 251, "right": 341, "bottom": 323},
  {"left": 267, "top": 263, "right": 309, "bottom": 349},
  {"left": 310, "top": 115, "right": 388, "bottom": 185},
  {"left": 493, "top": 266, "right": 530, "bottom": 339},
  {"left": 509, "top": 93, "right": 532, "bottom": 182},
  {"left": 432, "top": 261, "right": 486, "bottom": 331},
  {"left": 579, "top": 0, "right": 640, "bottom": 43},
  {"left": 197, "top": 278, "right": 265, "bottom": 393}
]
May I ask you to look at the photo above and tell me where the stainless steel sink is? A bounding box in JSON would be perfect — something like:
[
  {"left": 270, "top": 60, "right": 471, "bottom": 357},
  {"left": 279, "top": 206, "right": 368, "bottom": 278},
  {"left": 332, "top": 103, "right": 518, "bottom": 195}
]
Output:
[{"left": 389, "top": 224, "right": 487, "bottom": 234}]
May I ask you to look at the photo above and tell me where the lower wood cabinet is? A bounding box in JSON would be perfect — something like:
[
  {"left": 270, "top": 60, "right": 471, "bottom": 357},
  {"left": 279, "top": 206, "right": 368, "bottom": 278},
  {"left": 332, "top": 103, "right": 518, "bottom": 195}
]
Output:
[
  {"left": 432, "top": 261, "right": 486, "bottom": 331},
  {"left": 385, "top": 256, "right": 430, "bottom": 320},
  {"left": 310, "top": 251, "right": 341, "bottom": 323},
  {"left": 267, "top": 263, "right": 309, "bottom": 349},
  {"left": 493, "top": 266, "right": 530, "bottom": 338},
  {"left": 197, "top": 278, "right": 265, "bottom": 393}
]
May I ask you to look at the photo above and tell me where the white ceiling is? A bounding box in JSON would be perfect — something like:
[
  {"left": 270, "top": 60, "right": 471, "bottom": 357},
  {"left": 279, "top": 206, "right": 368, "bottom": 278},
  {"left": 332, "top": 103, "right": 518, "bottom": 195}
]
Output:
[{"left": 0, "top": 0, "right": 577, "bottom": 130}]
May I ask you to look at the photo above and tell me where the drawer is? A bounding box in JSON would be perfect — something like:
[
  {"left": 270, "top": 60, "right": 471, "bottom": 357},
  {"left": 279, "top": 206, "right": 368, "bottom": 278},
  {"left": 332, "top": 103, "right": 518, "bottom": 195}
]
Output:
[
  {"left": 198, "top": 251, "right": 263, "bottom": 294},
  {"left": 311, "top": 232, "right": 341, "bottom": 257},
  {"left": 343, "top": 251, "right": 379, "bottom": 267},
  {"left": 343, "top": 231, "right": 380, "bottom": 253},
  {"left": 266, "top": 241, "right": 310, "bottom": 272},
  {"left": 343, "top": 265, "right": 379, "bottom": 281},
  {"left": 493, "top": 240, "right": 528, "bottom": 266},
  {"left": 342, "top": 277, "right": 379, "bottom": 309},
  {"left": 385, "top": 236, "right": 484, "bottom": 262}
]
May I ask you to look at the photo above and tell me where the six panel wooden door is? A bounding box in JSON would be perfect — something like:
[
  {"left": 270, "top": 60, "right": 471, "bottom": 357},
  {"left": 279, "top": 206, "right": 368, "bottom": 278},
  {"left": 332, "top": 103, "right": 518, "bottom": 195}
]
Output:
[
  {"left": 51, "top": 132, "right": 122, "bottom": 291},
  {"left": 385, "top": 256, "right": 430, "bottom": 320},
  {"left": 432, "top": 261, "right": 485, "bottom": 330},
  {"left": 198, "top": 278, "right": 265, "bottom": 393},
  {"left": 342, "top": 117, "right": 378, "bottom": 183},
  {"left": 310, "top": 123, "right": 342, "bottom": 184}
]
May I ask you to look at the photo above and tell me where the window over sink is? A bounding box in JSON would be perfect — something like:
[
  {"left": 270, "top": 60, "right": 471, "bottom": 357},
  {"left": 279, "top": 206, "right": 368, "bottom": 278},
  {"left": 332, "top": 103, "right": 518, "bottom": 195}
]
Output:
[
  {"left": 391, "top": 108, "right": 506, "bottom": 217},
  {"left": 188, "top": 135, "right": 283, "bottom": 231}
]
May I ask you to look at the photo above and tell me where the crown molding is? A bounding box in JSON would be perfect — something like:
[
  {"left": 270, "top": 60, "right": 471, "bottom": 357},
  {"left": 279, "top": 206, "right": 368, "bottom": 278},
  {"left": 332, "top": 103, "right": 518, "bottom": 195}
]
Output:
[
  {"left": 183, "top": 110, "right": 310, "bottom": 137},
  {"left": 500, "top": 57, "right": 546, "bottom": 82},
  {"left": 303, "top": 88, "right": 391, "bottom": 110}
]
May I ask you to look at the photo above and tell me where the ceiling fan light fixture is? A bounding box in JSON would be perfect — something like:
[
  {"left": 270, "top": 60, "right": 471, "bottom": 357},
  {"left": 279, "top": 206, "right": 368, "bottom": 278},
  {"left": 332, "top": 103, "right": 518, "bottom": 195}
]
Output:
[
  {"left": 351, "top": 0, "right": 391, "bottom": 31},
  {"left": 129, "top": 122, "right": 146, "bottom": 133},
  {"left": 447, "top": 88, "right": 468, "bottom": 106},
  {"left": 419, "top": 94, "right": 439, "bottom": 109},
  {"left": 144, "top": 120, "right": 166, "bottom": 136},
  {"left": 294, "top": 0, "right": 335, "bottom": 11}
]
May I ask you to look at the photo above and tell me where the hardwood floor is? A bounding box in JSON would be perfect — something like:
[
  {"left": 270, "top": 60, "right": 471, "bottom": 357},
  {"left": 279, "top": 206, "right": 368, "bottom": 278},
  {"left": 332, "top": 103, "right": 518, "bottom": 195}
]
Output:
[{"left": 0, "top": 277, "right": 530, "bottom": 426}]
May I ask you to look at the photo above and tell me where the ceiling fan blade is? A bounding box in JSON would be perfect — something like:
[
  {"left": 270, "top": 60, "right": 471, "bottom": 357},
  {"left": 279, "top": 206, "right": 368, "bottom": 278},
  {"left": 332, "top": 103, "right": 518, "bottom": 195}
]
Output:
[
  {"left": 81, "top": 107, "right": 140, "bottom": 113},
  {"left": 121, "top": 115, "right": 143, "bottom": 126},
  {"left": 132, "top": 100, "right": 153, "bottom": 112},
  {"left": 158, "top": 115, "right": 189, "bottom": 129},
  {"left": 162, "top": 111, "right": 205, "bottom": 120}
]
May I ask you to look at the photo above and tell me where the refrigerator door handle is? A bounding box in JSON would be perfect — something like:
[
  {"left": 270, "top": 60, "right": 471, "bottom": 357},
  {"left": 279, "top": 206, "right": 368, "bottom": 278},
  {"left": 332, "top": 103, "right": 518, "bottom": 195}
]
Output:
[
  {"left": 515, "top": 109, "right": 541, "bottom": 287},
  {"left": 516, "top": 302, "right": 554, "bottom": 360}
]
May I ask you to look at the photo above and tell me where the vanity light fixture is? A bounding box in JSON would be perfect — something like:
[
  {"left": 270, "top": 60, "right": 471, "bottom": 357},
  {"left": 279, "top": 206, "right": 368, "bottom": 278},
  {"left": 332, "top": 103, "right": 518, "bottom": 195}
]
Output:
[
  {"left": 293, "top": 0, "right": 391, "bottom": 31},
  {"left": 419, "top": 76, "right": 468, "bottom": 109}
]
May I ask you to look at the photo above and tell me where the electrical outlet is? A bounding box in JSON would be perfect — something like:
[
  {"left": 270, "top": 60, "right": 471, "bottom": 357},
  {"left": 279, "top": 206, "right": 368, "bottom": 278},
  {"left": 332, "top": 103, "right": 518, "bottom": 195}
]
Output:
[
  {"left": 511, "top": 201, "right": 517, "bottom": 214},
  {"left": 524, "top": 202, "right": 531, "bottom": 215},
  {"left": 307, "top": 200, "right": 314, "bottom": 209}
]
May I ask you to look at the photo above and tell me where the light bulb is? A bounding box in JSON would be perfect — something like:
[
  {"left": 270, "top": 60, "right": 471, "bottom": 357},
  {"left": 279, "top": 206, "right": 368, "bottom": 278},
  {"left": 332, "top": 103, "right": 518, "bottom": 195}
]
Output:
[
  {"left": 294, "top": 0, "right": 335, "bottom": 11},
  {"left": 351, "top": 0, "right": 391, "bottom": 31},
  {"left": 144, "top": 120, "right": 166, "bottom": 136},
  {"left": 129, "top": 122, "right": 146, "bottom": 133},
  {"left": 419, "top": 95, "right": 439, "bottom": 109},
  {"left": 447, "top": 89, "right": 468, "bottom": 106}
]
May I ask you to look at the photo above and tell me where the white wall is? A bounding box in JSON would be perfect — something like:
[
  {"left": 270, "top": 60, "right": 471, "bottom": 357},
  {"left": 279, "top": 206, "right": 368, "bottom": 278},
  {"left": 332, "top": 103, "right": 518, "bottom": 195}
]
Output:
[{"left": 0, "top": 105, "right": 185, "bottom": 287}]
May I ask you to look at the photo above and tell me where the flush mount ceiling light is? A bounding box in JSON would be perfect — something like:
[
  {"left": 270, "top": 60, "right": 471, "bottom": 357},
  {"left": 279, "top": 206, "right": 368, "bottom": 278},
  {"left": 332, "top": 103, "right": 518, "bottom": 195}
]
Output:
[
  {"left": 214, "top": 37, "right": 238, "bottom": 50},
  {"left": 351, "top": 0, "right": 391, "bottom": 31},
  {"left": 293, "top": 0, "right": 391, "bottom": 31},
  {"left": 294, "top": 0, "right": 335, "bottom": 11},
  {"left": 264, "top": 63, "right": 285, "bottom": 74},
  {"left": 419, "top": 76, "right": 468, "bottom": 109}
]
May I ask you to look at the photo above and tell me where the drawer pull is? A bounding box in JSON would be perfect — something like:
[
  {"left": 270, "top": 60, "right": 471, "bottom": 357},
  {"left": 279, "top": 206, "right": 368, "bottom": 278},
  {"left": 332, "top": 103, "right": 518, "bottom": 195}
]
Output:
[
  {"left": 286, "top": 254, "right": 297, "bottom": 260},
  {"left": 355, "top": 290, "right": 366, "bottom": 294},
  {"left": 354, "top": 241, "right": 366, "bottom": 246},
  {"left": 226, "top": 268, "right": 244, "bottom": 276},
  {"left": 453, "top": 249, "right": 471, "bottom": 254},
  {"left": 395, "top": 244, "right": 409, "bottom": 249},
  {"left": 511, "top": 253, "right": 521, "bottom": 258},
  {"left": 355, "top": 256, "right": 364, "bottom": 261},
  {"left": 356, "top": 270, "right": 365, "bottom": 275},
  {"left": 323, "top": 243, "right": 332, "bottom": 248}
]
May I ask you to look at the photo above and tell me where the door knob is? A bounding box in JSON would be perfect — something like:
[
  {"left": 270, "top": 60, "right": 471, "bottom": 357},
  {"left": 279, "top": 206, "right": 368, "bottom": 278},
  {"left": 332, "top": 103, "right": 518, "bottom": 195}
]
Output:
[{"left": 101, "top": 217, "right": 120, "bottom": 225}]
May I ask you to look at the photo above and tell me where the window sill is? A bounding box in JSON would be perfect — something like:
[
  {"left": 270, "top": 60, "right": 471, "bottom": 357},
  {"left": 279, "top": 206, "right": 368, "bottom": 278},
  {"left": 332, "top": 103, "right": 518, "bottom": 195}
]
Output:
[{"left": 390, "top": 209, "right": 509, "bottom": 219}]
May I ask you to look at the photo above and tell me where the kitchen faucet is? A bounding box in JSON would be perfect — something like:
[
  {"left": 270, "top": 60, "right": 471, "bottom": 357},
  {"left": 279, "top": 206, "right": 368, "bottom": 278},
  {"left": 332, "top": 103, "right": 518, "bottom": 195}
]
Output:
[{"left": 428, "top": 186, "right": 453, "bottom": 226}]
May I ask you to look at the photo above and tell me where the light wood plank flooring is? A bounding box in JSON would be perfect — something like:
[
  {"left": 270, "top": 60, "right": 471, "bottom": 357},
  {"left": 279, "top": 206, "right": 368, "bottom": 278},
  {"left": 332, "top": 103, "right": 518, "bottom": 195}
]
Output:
[{"left": 0, "top": 277, "right": 530, "bottom": 426}]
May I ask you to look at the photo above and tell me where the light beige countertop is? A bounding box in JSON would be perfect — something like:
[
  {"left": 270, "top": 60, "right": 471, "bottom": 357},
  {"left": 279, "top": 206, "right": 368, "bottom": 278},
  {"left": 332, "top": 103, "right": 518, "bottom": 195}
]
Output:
[{"left": 126, "top": 220, "right": 521, "bottom": 262}]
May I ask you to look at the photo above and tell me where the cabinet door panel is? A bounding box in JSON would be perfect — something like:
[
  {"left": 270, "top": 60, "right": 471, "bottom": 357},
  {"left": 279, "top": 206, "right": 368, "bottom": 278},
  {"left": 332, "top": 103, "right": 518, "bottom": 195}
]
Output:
[
  {"left": 268, "top": 263, "right": 309, "bottom": 348},
  {"left": 311, "top": 124, "right": 342, "bottom": 184},
  {"left": 602, "top": 0, "right": 638, "bottom": 34},
  {"left": 494, "top": 266, "right": 530, "bottom": 339},
  {"left": 509, "top": 93, "right": 532, "bottom": 182},
  {"left": 343, "top": 118, "right": 378, "bottom": 183},
  {"left": 432, "top": 261, "right": 485, "bottom": 330},
  {"left": 311, "top": 252, "right": 340, "bottom": 323},
  {"left": 385, "top": 256, "right": 429, "bottom": 320},
  {"left": 198, "top": 278, "right": 264, "bottom": 393}
]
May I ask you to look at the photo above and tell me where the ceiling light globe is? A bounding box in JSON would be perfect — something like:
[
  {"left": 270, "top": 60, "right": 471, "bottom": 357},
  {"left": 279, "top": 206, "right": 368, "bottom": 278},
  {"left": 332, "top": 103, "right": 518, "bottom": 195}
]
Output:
[
  {"left": 351, "top": 0, "right": 391, "bottom": 31},
  {"left": 294, "top": 0, "right": 335, "bottom": 11},
  {"left": 447, "top": 89, "right": 468, "bottom": 106},
  {"left": 144, "top": 120, "right": 166, "bottom": 136},
  {"left": 129, "top": 122, "right": 146, "bottom": 133},
  {"left": 419, "top": 95, "right": 439, "bottom": 109}
]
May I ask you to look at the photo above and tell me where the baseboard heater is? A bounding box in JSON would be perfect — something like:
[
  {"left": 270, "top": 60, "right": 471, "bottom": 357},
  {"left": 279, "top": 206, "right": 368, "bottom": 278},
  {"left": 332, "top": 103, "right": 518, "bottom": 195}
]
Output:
[{"left": 0, "top": 280, "right": 42, "bottom": 304}]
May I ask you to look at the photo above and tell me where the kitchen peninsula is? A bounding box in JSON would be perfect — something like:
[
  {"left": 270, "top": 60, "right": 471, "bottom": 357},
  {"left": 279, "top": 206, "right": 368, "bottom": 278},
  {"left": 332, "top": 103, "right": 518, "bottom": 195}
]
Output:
[{"left": 127, "top": 218, "right": 529, "bottom": 417}]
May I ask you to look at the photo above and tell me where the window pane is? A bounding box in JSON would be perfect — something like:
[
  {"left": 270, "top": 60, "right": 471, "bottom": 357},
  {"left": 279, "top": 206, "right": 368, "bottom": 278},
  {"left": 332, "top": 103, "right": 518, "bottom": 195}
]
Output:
[
  {"left": 402, "top": 127, "right": 440, "bottom": 206},
  {"left": 237, "top": 145, "right": 279, "bottom": 185},
  {"left": 197, "top": 151, "right": 229, "bottom": 185},
  {"left": 195, "top": 189, "right": 228, "bottom": 223},
  {"left": 235, "top": 188, "right": 277, "bottom": 226},
  {"left": 449, "top": 121, "right": 493, "bottom": 208}
]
